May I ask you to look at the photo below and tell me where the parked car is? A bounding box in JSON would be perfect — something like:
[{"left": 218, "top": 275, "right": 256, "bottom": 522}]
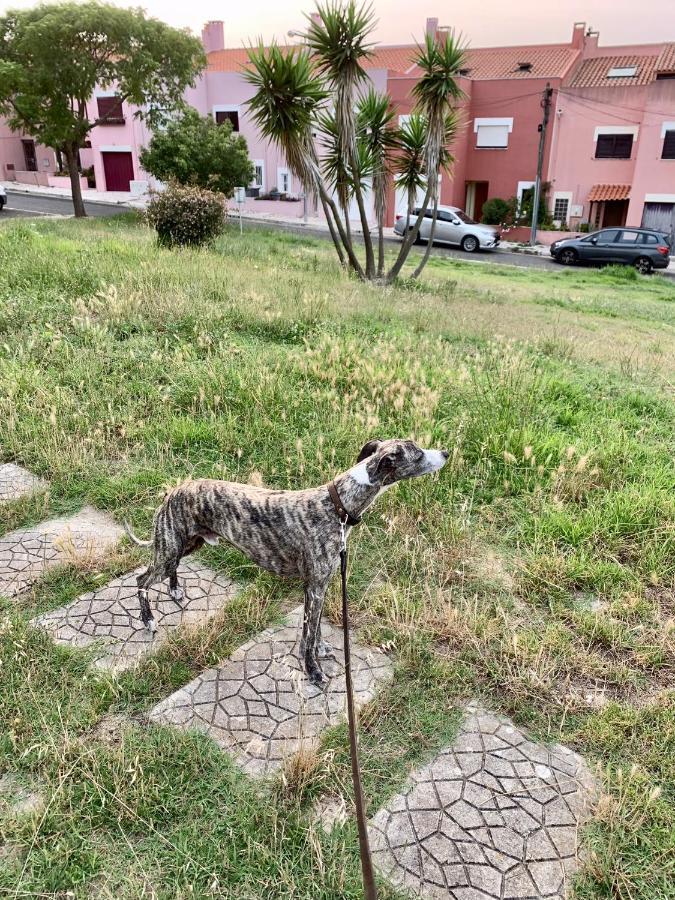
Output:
[
  {"left": 0, "top": 184, "right": 6, "bottom": 211},
  {"left": 394, "top": 205, "right": 500, "bottom": 253},
  {"left": 550, "top": 227, "right": 671, "bottom": 274}
]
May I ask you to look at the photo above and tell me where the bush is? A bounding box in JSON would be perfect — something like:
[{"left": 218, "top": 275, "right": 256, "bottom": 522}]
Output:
[
  {"left": 481, "top": 197, "right": 514, "bottom": 225},
  {"left": 145, "top": 183, "right": 226, "bottom": 248}
]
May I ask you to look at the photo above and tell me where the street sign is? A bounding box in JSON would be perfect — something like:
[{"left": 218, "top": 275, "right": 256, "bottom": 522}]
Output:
[{"left": 234, "top": 186, "right": 246, "bottom": 232}]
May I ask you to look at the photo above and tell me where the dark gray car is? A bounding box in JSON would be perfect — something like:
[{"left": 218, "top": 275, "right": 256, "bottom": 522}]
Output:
[{"left": 550, "top": 227, "right": 671, "bottom": 274}]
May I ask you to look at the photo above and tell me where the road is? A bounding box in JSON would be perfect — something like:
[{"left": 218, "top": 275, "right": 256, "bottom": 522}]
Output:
[
  {"left": 1, "top": 190, "right": 129, "bottom": 219},
  {"left": 2, "top": 190, "right": 673, "bottom": 278}
]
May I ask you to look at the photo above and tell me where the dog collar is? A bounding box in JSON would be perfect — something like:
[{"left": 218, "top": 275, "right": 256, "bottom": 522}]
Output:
[{"left": 328, "top": 481, "right": 362, "bottom": 527}]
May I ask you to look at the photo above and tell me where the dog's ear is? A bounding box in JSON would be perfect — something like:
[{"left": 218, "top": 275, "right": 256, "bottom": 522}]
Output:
[{"left": 356, "top": 439, "right": 382, "bottom": 463}]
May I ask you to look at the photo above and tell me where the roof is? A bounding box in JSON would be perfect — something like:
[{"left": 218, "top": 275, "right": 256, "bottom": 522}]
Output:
[
  {"left": 207, "top": 42, "right": 578, "bottom": 80},
  {"left": 587, "top": 183, "right": 631, "bottom": 202},
  {"left": 656, "top": 43, "right": 675, "bottom": 74},
  {"left": 568, "top": 54, "right": 659, "bottom": 87}
]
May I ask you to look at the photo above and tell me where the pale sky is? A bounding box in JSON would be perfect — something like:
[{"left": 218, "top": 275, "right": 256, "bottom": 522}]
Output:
[{"left": 1, "top": 0, "right": 672, "bottom": 48}]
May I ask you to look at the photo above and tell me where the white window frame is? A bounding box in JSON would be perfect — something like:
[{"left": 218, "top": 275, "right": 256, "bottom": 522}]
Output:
[
  {"left": 593, "top": 125, "right": 639, "bottom": 141},
  {"left": 516, "top": 180, "right": 535, "bottom": 214},
  {"left": 551, "top": 190, "right": 573, "bottom": 226},
  {"left": 277, "top": 167, "right": 291, "bottom": 194},
  {"left": 251, "top": 160, "right": 264, "bottom": 190},
  {"left": 660, "top": 121, "right": 675, "bottom": 138},
  {"left": 398, "top": 114, "right": 412, "bottom": 126},
  {"left": 212, "top": 104, "right": 241, "bottom": 131},
  {"left": 645, "top": 193, "right": 675, "bottom": 203},
  {"left": 474, "top": 117, "right": 513, "bottom": 149},
  {"left": 100, "top": 145, "right": 133, "bottom": 153}
]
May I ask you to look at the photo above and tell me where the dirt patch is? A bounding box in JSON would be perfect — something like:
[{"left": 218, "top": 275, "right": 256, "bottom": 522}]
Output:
[
  {"left": 0, "top": 772, "right": 45, "bottom": 817},
  {"left": 88, "top": 712, "right": 136, "bottom": 747}
]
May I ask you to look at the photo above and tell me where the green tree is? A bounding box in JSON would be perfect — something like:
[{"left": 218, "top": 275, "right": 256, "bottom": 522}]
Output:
[
  {"left": 140, "top": 109, "right": 254, "bottom": 197},
  {"left": 246, "top": 1, "right": 465, "bottom": 283},
  {"left": 0, "top": 2, "right": 205, "bottom": 217}
]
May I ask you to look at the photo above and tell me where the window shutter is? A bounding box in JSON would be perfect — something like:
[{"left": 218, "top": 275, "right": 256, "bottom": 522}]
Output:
[
  {"left": 595, "top": 133, "right": 633, "bottom": 159},
  {"left": 662, "top": 130, "right": 675, "bottom": 159},
  {"left": 96, "top": 96, "right": 124, "bottom": 124},
  {"left": 476, "top": 124, "right": 509, "bottom": 148}
]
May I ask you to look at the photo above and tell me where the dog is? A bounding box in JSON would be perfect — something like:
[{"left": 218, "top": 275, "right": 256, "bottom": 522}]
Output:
[{"left": 125, "top": 438, "right": 448, "bottom": 686}]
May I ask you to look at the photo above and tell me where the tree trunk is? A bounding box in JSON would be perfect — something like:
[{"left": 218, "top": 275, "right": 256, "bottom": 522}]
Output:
[
  {"left": 411, "top": 194, "right": 439, "bottom": 279},
  {"left": 319, "top": 187, "right": 366, "bottom": 279},
  {"left": 351, "top": 176, "right": 375, "bottom": 279},
  {"left": 385, "top": 180, "right": 434, "bottom": 282},
  {"left": 320, "top": 195, "right": 347, "bottom": 268},
  {"left": 64, "top": 143, "right": 86, "bottom": 217}
]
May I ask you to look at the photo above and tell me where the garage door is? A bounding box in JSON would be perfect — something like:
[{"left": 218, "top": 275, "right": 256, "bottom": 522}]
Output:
[
  {"left": 102, "top": 151, "right": 134, "bottom": 192},
  {"left": 642, "top": 202, "right": 675, "bottom": 247}
]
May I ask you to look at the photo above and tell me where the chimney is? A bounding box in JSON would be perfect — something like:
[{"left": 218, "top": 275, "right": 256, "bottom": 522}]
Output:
[
  {"left": 426, "top": 17, "right": 439, "bottom": 38},
  {"left": 201, "top": 20, "right": 225, "bottom": 53},
  {"left": 583, "top": 27, "right": 600, "bottom": 57},
  {"left": 571, "top": 22, "right": 585, "bottom": 50}
]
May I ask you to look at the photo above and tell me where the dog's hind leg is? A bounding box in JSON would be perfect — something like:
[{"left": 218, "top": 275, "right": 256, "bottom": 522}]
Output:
[
  {"left": 167, "top": 537, "right": 203, "bottom": 605},
  {"left": 137, "top": 551, "right": 181, "bottom": 633},
  {"left": 302, "top": 580, "right": 330, "bottom": 688}
]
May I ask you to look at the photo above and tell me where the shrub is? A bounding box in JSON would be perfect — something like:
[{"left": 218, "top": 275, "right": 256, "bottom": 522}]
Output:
[
  {"left": 481, "top": 197, "right": 514, "bottom": 225},
  {"left": 145, "top": 183, "right": 226, "bottom": 248}
]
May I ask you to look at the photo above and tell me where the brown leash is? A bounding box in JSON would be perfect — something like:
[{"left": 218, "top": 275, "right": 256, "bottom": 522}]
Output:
[{"left": 330, "top": 481, "right": 378, "bottom": 900}]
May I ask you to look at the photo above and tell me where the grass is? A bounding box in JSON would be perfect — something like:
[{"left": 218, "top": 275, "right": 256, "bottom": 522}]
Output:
[{"left": 0, "top": 214, "right": 673, "bottom": 898}]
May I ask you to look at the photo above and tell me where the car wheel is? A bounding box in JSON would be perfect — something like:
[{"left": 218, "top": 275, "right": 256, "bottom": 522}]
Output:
[
  {"left": 461, "top": 235, "right": 479, "bottom": 253},
  {"left": 559, "top": 248, "right": 578, "bottom": 266},
  {"left": 634, "top": 256, "right": 653, "bottom": 275}
]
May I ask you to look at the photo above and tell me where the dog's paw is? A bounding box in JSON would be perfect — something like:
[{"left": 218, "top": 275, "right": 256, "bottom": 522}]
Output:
[
  {"left": 145, "top": 618, "right": 158, "bottom": 636},
  {"left": 307, "top": 665, "right": 328, "bottom": 689},
  {"left": 169, "top": 586, "right": 184, "bottom": 605},
  {"left": 316, "top": 640, "right": 336, "bottom": 660}
]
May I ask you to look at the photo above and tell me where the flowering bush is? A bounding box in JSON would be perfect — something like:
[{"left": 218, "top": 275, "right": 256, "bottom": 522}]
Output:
[{"left": 145, "top": 183, "right": 226, "bottom": 248}]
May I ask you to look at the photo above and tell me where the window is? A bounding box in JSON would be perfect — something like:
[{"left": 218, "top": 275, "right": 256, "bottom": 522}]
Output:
[
  {"left": 474, "top": 118, "right": 513, "bottom": 149},
  {"left": 607, "top": 66, "right": 638, "bottom": 78},
  {"left": 553, "top": 197, "right": 570, "bottom": 223},
  {"left": 597, "top": 229, "right": 621, "bottom": 243},
  {"left": 251, "top": 161, "right": 264, "bottom": 189},
  {"left": 595, "top": 133, "right": 633, "bottom": 159},
  {"left": 516, "top": 62, "right": 532, "bottom": 72},
  {"left": 96, "top": 95, "right": 124, "bottom": 125},
  {"left": 215, "top": 109, "right": 239, "bottom": 131},
  {"left": 277, "top": 168, "right": 291, "bottom": 193},
  {"left": 617, "top": 231, "right": 640, "bottom": 243},
  {"left": 642, "top": 233, "right": 659, "bottom": 244},
  {"left": 662, "top": 130, "right": 675, "bottom": 159}
]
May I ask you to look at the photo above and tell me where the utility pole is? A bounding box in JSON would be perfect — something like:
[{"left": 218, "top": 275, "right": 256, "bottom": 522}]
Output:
[{"left": 530, "top": 83, "right": 553, "bottom": 246}]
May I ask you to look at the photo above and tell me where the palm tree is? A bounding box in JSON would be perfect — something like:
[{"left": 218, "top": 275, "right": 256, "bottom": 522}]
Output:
[{"left": 245, "top": 3, "right": 466, "bottom": 284}]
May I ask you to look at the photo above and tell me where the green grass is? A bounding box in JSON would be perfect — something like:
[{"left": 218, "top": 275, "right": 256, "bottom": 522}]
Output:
[{"left": 0, "top": 215, "right": 673, "bottom": 898}]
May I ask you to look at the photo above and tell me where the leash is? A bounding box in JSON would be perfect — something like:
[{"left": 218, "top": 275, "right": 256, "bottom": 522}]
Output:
[{"left": 336, "top": 504, "right": 379, "bottom": 900}]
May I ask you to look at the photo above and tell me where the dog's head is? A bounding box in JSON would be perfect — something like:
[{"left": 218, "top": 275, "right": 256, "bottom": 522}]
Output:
[{"left": 352, "top": 438, "right": 449, "bottom": 487}]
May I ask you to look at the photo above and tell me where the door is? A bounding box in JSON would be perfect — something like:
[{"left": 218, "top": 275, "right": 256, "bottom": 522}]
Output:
[
  {"left": 642, "top": 202, "right": 675, "bottom": 248},
  {"left": 586, "top": 228, "right": 621, "bottom": 262},
  {"left": 22, "top": 140, "right": 37, "bottom": 172},
  {"left": 435, "top": 209, "right": 462, "bottom": 245},
  {"left": 615, "top": 230, "right": 643, "bottom": 263},
  {"left": 601, "top": 200, "right": 628, "bottom": 227},
  {"left": 102, "top": 151, "right": 134, "bottom": 191},
  {"left": 474, "top": 182, "right": 489, "bottom": 221}
]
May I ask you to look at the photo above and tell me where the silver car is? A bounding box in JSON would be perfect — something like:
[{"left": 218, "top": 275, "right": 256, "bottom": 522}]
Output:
[
  {"left": 394, "top": 204, "right": 500, "bottom": 253},
  {"left": 0, "top": 184, "right": 6, "bottom": 211}
]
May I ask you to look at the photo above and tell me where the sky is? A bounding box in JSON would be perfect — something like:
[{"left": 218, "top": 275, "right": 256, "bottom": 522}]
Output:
[{"left": 1, "top": 0, "right": 672, "bottom": 48}]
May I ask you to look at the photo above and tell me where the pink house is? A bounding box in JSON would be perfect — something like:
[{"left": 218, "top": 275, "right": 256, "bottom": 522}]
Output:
[{"left": 1, "top": 16, "right": 673, "bottom": 243}]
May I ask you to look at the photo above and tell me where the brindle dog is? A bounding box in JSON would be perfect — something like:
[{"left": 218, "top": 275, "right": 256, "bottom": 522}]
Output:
[{"left": 125, "top": 438, "right": 448, "bottom": 685}]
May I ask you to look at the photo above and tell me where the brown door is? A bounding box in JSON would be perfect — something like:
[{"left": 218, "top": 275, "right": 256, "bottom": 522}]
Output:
[
  {"left": 474, "top": 182, "right": 489, "bottom": 221},
  {"left": 602, "top": 200, "right": 628, "bottom": 227},
  {"left": 102, "top": 151, "right": 134, "bottom": 191},
  {"left": 22, "top": 140, "right": 37, "bottom": 172}
]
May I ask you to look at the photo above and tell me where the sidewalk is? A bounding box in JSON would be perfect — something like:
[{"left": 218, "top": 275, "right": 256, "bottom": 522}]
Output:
[{"left": 2, "top": 180, "right": 148, "bottom": 209}]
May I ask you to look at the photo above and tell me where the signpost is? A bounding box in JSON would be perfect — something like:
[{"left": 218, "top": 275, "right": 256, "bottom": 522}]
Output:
[{"left": 234, "top": 186, "right": 246, "bottom": 234}]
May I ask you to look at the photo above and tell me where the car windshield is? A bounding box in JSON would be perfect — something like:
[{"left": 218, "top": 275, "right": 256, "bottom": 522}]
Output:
[{"left": 454, "top": 211, "right": 477, "bottom": 225}]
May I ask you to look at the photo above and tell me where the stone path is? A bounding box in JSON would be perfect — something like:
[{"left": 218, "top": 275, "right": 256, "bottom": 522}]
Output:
[
  {"left": 0, "top": 463, "right": 46, "bottom": 504},
  {"left": 149, "top": 607, "right": 393, "bottom": 777},
  {"left": 33, "top": 560, "right": 238, "bottom": 672},
  {"left": 0, "top": 506, "right": 124, "bottom": 598},
  {"left": 369, "top": 704, "right": 596, "bottom": 900}
]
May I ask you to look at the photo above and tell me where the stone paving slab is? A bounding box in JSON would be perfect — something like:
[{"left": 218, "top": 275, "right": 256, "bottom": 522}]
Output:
[
  {"left": 33, "top": 560, "right": 238, "bottom": 672},
  {"left": 0, "top": 463, "right": 47, "bottom": 504},
  {"left": 149, "top": 607, "right": 393, "bottom": 777},
  {"left": 0, "top": 507, "right": 124, "bottom": 598},
  {"left": 369, "top": 704, "right": 597, "bottom": 900}
]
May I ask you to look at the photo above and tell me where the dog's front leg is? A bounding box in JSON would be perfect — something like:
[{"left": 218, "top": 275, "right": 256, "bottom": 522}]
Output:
[{"left": 302, "top": 581, "right": 329, "bottom": 688}]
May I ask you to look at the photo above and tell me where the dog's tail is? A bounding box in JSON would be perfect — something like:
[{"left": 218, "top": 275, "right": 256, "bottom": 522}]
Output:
[{"left": 124, "top": 521, "right": 152, "bottom": 547}]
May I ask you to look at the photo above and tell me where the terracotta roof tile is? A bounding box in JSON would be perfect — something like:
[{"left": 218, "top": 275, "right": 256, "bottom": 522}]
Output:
[
  {"left": 568, "top": 54, "right": 658, "bottom": 87},
  {"left": 587, "top": 183, "right": 631, "bottom": 202},
  {"left": 656, "top": 43, "right": 675, "bottom": 74},
  {"left": 207, "top": 42, "right": 578, "bottom": 79}
]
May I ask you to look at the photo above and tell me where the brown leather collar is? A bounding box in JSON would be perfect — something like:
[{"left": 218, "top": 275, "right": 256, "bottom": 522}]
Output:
[{"left": 328, "top": 481, "right": 361, "bottom": 527}]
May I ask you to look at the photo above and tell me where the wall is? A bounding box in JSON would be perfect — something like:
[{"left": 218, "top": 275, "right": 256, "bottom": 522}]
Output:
[
  {"left": 627, "top": 78, "right": 675, "bottom": 224},
  {"left": 0, "top": 121, "right": 55, "bottom": 179},
  {"left": 548, "top": 85, "right": 646, "bottom": 226}
]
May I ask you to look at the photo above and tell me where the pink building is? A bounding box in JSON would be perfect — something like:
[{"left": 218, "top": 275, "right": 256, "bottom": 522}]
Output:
[{"left": 1, "top": 16, "right": 673, "bottom": 243}]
